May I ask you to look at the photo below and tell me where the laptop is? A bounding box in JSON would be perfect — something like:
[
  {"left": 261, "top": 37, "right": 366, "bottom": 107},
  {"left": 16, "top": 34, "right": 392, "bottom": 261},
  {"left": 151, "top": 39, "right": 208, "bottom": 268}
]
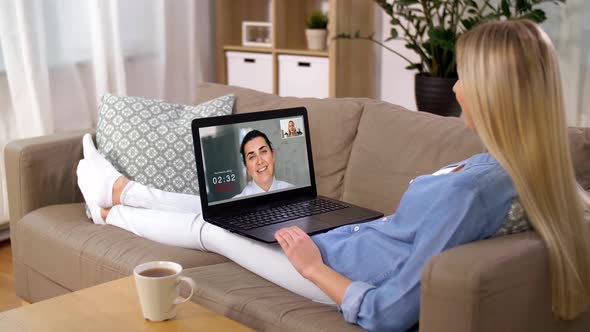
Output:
[{"left": 191, "top": 107, "right": 383, "bottom": 243}]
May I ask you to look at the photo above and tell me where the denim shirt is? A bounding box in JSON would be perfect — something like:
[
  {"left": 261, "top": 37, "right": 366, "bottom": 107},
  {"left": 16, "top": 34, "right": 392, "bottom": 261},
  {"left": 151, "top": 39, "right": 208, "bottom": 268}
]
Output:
[{"left": 311, "top": 153, "right": 517, "bottom": 332}]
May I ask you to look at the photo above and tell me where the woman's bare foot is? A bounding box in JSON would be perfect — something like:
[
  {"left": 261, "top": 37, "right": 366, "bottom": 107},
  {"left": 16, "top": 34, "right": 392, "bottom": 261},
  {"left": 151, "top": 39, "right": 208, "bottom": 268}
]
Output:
[{"left": 112, "top": 176, "right": 129, "bottom": 205}]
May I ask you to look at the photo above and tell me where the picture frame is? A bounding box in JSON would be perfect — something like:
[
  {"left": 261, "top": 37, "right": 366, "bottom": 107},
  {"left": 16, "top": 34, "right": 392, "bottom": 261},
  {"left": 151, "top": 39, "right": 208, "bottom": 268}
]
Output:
[{"left": 242, "top": 21, "right": 272, "bottom": 48}]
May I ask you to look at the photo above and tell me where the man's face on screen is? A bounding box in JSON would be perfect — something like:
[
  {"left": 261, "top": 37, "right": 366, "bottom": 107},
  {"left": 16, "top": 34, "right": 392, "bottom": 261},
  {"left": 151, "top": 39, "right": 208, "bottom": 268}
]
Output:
[{"left": 244, "top": 136, "right": 275, "bottom": 190}]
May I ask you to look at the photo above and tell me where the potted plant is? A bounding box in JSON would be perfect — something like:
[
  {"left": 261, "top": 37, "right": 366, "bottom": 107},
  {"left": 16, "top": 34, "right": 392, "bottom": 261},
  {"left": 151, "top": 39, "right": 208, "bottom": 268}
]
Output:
[
  {"left": 337, "top": 0, "right": 564, "bottom": 116},
  {"left": 306, "top": 10, "right": 329, "bottom": 51}
]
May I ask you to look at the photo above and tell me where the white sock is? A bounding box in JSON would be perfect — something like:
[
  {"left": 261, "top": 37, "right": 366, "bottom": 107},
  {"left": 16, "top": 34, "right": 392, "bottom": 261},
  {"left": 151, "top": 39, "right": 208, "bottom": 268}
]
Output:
[
  {"left": 77, "top": 161, "right": 106, "bottom": 225},
  {"left": 77, "top": 134, "right": 122, "bottom": 208},
  {"left": 87, "top": 202, "right": 106, "bottom": 225}
]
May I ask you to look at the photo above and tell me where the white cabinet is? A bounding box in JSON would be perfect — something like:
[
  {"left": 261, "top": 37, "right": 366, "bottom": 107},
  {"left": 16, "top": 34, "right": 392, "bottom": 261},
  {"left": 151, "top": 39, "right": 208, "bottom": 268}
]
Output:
[
  {"left": 226, "top": 51, "right": 273, "bottom": 93},
  {"left": 278, "top": 55, "right": 329, "bottom": 98},
  {"left": 226, "top": 52, "right": 330, "bottom": 98}
]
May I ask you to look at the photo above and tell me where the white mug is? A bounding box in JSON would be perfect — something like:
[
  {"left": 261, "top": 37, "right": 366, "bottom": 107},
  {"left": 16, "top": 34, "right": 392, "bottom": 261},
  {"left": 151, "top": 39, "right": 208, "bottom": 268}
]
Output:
[{"left": 133, "top": 261, "right": 196, "bottom": 321}]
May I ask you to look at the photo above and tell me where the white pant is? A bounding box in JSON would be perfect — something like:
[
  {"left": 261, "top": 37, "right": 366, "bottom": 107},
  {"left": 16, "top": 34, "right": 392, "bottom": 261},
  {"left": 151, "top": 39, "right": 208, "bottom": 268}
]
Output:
[{"left": 106, "top": 181, "right": 334, "bottom": 304}]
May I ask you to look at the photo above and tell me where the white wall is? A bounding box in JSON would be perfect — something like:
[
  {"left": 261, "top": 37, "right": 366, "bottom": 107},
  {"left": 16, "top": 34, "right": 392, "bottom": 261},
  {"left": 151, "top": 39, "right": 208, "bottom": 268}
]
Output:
[{"left": 375, "top": 12, "right": 419, "bottom": 111}]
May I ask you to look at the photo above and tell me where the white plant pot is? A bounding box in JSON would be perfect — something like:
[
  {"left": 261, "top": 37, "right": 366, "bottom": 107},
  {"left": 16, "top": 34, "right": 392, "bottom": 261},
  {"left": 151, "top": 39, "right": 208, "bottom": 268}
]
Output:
[{"left": 305, "top": 29, "right": 327, "bottom": 51}]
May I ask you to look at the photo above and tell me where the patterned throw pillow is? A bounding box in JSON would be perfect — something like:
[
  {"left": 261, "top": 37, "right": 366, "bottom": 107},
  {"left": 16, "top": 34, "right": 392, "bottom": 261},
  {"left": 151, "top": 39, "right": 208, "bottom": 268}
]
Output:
[
  {"left": 96, "top": 93, "right": 234, "bottom": 195},
  {"left": 491, "top": 198, "right": 533, "bottom": 237}
]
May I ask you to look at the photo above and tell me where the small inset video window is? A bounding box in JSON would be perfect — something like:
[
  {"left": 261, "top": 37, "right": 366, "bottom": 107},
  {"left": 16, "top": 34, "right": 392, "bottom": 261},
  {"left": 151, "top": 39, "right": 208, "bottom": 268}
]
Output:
[{"left": 280, "top": 118, "right": 304, "bottom": 139}]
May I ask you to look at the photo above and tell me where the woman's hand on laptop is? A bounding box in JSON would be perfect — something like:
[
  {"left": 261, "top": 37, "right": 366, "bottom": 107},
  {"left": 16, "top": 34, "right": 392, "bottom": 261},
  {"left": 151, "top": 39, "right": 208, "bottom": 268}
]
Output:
[
  {"left": 275, "top": 226, "right": 322, "bottom": 279},
  {"left": 275, "top": 226, "right": 352, "bottom": 305}
]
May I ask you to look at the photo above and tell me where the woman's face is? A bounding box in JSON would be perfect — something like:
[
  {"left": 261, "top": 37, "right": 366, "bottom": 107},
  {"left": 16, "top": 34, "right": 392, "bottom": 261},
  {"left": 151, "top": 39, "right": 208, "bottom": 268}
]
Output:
[
  {"left": 453, "top": 79, "right": 475, "bottom": 132},
  {"left": 288, "top": 121, "right": 296, "bottom": 135},
  {"left": 244, "top": 136, "right": 275, "bottom": 188}
]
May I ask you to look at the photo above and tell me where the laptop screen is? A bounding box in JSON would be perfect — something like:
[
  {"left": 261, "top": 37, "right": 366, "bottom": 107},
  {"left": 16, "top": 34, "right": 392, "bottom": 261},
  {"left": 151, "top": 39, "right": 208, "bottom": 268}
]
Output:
[{"left": 198, "top": 116, "right": 312, "bottom": 206}]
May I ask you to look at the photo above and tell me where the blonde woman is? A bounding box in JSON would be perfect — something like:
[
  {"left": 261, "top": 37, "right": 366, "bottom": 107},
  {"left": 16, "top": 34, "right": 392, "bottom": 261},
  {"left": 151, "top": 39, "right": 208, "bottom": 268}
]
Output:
[{"left": 77, "top": 20, "right": 590, "bottom": 331}]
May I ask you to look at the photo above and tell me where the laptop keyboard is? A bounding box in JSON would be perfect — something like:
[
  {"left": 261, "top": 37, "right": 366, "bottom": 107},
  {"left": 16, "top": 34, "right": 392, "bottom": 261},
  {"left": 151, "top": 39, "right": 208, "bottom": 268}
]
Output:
[{"left": 212, "top": 198, "right": 349, "bottom": 230}]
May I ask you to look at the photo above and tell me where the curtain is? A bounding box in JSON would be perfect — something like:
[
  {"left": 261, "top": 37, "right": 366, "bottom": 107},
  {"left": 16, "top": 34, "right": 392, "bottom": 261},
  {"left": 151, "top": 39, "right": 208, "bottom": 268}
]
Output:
[
  {"left": 0, "top": 0, "right": 215, "bottom": 226},
  {"left": 538, "top": 0, "right": 590, "bottom": 127},
  {"left": 553, "top": 0, "right": 590, "bottom": 127}
]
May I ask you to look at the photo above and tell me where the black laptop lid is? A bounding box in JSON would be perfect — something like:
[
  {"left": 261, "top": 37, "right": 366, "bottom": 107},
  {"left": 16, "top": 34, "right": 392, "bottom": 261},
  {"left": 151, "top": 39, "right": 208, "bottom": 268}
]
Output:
[{"left": 191, "top": 107, "right": 317, "bottom": 218}]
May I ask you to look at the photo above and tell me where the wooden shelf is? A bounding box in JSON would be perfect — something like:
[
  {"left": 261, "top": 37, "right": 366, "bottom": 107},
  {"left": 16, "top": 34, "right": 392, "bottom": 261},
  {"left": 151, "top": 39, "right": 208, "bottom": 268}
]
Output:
[
  {"left": 274, "top": 48, "right": 328, "bottom": 57},
  {"left": 223, "top": 45, "right": 273, "bottom": 54},
  {"left": 224, "top": 45, "right": 329, "bottom": 57},
  {"left": 215, "top": 0, "right": 374, "bottom": 98}
]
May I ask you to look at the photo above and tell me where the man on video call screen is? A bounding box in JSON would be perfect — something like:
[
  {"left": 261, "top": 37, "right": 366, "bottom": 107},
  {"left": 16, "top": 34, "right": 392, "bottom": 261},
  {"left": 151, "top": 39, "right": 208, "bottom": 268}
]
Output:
[{"left": 199, "top": 116, "right": 311, "bottom": 206}]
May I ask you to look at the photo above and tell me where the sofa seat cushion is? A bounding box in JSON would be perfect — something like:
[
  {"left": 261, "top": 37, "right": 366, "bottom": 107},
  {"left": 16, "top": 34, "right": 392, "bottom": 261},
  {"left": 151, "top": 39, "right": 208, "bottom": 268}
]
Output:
[
  {"left": 13, "top": 203, "right": 228, "bottom": 293},
  {"left": 196, "top": 83, "right": 365, "bottom": 200},
  {"left": 184, "top": 262, "right": 363, "bottom": 332}
]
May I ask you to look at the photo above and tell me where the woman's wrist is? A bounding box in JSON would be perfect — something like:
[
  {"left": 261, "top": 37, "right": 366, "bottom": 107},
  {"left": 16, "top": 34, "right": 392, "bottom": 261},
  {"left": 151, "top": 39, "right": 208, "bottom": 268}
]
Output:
[
  {"left": 303, "top": 262, "right": 329, "bottom": 281},
  {"left": 304, "top": 263, "right": 351, "bottom": 306}
]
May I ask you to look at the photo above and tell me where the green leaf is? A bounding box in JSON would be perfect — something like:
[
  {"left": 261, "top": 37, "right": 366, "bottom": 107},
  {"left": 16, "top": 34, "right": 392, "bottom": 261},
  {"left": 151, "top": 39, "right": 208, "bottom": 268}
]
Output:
[
  {"left": 501, "top": 0, "right": 512, "bottom": 17},
  {"left": 405, "top": 43, "right": 425, "bottom": 57},
  {"left": 390, "top": 28, "right": 399, "bottom": 39},
  {"left": 516, "top": 0, "right": 532, "bottom": 13},
  {"left": 390, "top": 17, "right": 400, "bottom": 25},
  {"left": 306, "top": 10, "right": 329, "bottom": 29},
  {"left": 467, "top": 0, "right": 479, "bottom": 9},
  {"left": 405, "top": 63, "right": 423, "bottom": 71},
  {"left": 397, "top": 0, "right": 419, "bottom": 6},
  {"left": 422, "top": 40, "right": 433, "bottom": 56},
  {"left": 333, "top": 33, "right": 351, "bottom": 39},
  {"left": 520, "top": 9, "right": 547, "bottom": 22},
  {"left": 461, "top": 18, "right": 478, "bottom": 30},
  {"left": 354, "top": 31, "right": 361, "bottom": 38},
  {"left": 427, "top": 27, "right": 456, "bottom": 51},
  {"left": 374, "top": 0, "right": 393, "bottom": 15}
]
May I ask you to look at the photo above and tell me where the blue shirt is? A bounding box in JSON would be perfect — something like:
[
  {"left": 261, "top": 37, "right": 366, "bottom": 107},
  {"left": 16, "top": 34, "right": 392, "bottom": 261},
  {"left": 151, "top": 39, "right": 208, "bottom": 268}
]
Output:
[{"left": 311, "top": 153, "right": 517, "bottom": 331}]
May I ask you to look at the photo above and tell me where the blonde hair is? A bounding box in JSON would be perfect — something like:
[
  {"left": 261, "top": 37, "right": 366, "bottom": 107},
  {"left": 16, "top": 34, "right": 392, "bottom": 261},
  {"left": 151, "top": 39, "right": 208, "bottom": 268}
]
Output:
[{"left": 457, "top": 19, "right": 590, "bottom": 320}]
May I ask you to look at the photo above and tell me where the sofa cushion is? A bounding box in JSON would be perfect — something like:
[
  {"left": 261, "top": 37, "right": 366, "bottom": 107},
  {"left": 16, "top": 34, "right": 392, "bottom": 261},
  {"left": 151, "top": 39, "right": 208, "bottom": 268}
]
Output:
[
  {"left": 96, "top": 93, "right": 234, "bottom": 195},
  {"left": 12, "top": 203, "right": 228, "bottom": 293},
  {"left": 196, "top": 83, "right": 365, "bottom": 199},
  {"left": 343, "top": 100, "right": 483, "bottom": 215},
  {"left": 183, "top": 262, "right": 363, "bottom": 332}
]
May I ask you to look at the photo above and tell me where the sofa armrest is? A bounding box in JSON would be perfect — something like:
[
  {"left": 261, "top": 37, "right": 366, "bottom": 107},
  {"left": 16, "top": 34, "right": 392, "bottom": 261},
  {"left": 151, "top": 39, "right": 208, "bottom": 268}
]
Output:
[
  {"left": 4, "top": 129, "right": 92, "bottom": 226},
  {"left": 419, "top": 232, "right": 590, "bottom": 332}
]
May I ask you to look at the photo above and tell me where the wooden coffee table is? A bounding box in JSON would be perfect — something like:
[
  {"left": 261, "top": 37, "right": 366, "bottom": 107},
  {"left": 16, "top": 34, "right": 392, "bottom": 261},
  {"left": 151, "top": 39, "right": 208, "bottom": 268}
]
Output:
[{"left": 0, "top": 276, "right": 252, "bottom": 331}]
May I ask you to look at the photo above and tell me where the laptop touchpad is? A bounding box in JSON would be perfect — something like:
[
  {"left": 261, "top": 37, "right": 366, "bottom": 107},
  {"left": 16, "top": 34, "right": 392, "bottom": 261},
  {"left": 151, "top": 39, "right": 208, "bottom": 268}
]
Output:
[{"left": 284, "top": 218, "right": 332, "bottom": 233}]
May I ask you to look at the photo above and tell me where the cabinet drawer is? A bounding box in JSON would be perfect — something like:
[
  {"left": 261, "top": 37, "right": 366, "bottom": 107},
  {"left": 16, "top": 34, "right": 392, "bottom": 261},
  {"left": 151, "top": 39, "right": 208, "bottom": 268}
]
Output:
[
  {"left": 226, "top": 51, "right": 273, "bottom": 93},
  {"left": 278, "top": 55, "right": 329, "bottom": 98}
]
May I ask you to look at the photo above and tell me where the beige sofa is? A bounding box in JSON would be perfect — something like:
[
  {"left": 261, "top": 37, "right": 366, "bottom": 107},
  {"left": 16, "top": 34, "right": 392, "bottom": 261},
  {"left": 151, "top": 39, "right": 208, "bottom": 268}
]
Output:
[{"left": 6, "top": 83, "right": 590, "bottom": 331}]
